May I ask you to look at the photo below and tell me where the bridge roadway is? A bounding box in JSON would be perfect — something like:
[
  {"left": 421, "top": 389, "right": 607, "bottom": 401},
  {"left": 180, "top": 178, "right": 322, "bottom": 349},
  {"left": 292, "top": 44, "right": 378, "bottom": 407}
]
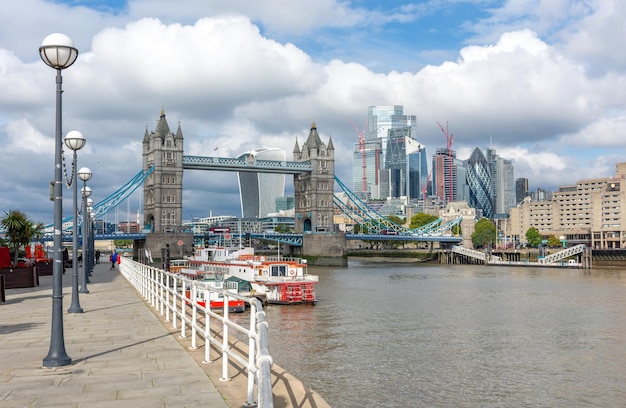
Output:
[{"left": 0, "top": 262, "right": 329, "bottom": 407}]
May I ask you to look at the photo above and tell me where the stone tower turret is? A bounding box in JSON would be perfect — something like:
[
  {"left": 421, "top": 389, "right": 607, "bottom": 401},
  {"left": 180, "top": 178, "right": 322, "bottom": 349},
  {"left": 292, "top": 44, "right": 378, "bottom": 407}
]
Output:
[
  {"left": 142, "top": 108, "right": 184, "bottom": 233},
  {"left": 293, "top": 122, "right": 335, "bottom": 233}
]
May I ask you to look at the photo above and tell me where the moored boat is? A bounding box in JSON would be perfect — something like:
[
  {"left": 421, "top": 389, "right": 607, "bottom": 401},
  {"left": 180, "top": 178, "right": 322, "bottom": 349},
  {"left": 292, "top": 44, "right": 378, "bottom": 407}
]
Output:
[
  {"left": 189, "top": 246, "right": 318, "bottom": 305},
  {"left": 179, "top": 268, "right": 246, "bottom": 313}
]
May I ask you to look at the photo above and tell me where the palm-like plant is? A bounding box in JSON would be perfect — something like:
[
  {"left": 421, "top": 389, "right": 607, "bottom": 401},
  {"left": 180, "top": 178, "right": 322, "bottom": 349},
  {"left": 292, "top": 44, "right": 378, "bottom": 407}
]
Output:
[{"left": 1, "top": 210, "right": 35, "bottom": 266}]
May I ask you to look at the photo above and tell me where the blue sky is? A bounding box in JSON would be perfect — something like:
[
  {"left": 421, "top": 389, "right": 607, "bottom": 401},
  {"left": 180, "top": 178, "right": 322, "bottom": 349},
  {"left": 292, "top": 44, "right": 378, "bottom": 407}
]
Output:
[{"left": 1, "top": 0, "right": 625, "bottom": 225}]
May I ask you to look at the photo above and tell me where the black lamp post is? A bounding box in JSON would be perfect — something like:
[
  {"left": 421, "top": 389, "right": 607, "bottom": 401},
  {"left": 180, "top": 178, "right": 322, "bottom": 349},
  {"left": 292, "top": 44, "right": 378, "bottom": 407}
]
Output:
[
  {"left": 65, "top": 131, "right": 86, "bottom": 314},
  {"left": 79, "top": 168, "right": 92, "bottom": 293},
  {"left": 86, "top": 203, "right": 94, "bottom": 279},
  {"left": 40, "top": 32, "right": 78, "bottom": 368}
]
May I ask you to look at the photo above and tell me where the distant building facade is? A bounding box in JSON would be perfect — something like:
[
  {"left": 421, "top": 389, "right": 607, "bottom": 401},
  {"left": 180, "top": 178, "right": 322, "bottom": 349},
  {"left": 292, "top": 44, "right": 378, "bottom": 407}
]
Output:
[
  {"left": 237, "top": 148, "right": 286, "bottom": 218},
  {"left": 365, "top": 105, "right": 417, "bottom": 198},
  {"left": 516, "top": 178, "right": 529, "bottom": 204},
  {"left": 508, "top": 162, "right": 626, "bottom": 249}
]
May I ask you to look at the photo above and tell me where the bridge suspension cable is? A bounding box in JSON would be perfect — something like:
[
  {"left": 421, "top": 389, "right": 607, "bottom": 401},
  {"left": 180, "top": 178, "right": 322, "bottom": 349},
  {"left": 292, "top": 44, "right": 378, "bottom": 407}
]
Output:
[
  {"left": 333, "top": 176, "right": 406, "bottom": 234},
  {"left": 48, "top": 167, "right": 154, "bottom": 230}
]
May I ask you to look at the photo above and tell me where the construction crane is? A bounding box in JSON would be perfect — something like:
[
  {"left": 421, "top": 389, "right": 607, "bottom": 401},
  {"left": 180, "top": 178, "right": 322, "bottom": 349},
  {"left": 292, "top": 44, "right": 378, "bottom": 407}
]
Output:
[
  {"left": 349, "top": 118, "right": 368, "bottom": 196},
  {"left": 437, "top": 121, "right": 454, "bottom": 203}
]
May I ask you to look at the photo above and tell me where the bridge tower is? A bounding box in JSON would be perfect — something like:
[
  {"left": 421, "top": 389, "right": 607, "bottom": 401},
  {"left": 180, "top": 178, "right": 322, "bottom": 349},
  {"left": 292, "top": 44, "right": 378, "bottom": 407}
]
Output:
[
  {"left": 142, "top": 108, "right": 184, "bottom": 233},
  {"left": 293, "top": 122, "right": 335, "bottom": 233}
]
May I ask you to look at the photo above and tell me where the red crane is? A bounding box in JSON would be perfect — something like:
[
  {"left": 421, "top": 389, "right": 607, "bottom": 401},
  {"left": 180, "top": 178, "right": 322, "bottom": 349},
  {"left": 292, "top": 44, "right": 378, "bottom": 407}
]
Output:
[
  {"left": 437, "top": 121, "right": 454, "bottom": 203},
  {"left": 349, "top": 119, "right": 368, "bottom": 195}
]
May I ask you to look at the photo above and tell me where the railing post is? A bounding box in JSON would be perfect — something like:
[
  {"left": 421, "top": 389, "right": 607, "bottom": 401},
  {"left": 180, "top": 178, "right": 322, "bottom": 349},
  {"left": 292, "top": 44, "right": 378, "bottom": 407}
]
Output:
[
  {"left": 171, "top": 277, "right": 178, "bottom": 329},
  {"left": 203, "top": 287, "right": 213, "bottom": 363},
  {"left": 164, "top": 273, "right": 171, "bottom": 322},
  {"left": 190, "top": 283, "right": 197, "bottom": 349},
  {"left": 244, "top": 301, "right": 257, "bottom": 407},
  {"left": 220, "top": 298, "right": 231, "bottom": 382},
  {"left": 180, "top": 279, "right": 187, "bottom": 338}
]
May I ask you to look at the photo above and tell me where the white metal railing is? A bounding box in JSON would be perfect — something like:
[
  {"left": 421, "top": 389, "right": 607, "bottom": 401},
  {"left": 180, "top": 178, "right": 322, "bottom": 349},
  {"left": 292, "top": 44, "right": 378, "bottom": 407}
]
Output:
[
  {"left": 119, "top": 258, "right": 274, "bottom": 408},
  {"left": 540, "top": 244, "right": 587, "bottom": 264},
  {"left": 452, "top": 245, "right": 502, "bottom": 262}
]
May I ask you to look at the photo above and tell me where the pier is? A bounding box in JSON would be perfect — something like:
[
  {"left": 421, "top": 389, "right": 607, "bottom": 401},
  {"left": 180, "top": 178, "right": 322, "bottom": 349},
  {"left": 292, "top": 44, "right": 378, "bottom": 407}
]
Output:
[{"left": 441, "top": 244, "right": 592, "bottom": 268}]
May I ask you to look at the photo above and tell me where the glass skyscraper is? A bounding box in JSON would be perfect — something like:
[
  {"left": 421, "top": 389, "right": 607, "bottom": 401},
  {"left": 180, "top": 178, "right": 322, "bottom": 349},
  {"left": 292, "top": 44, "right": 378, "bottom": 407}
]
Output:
[
  {"left": 359, "top": 105, "right": 417, "bottom": 198},
  {"left": 466, "top": 147, "right": 495, "bottom": 219},
  {"left": 237, "top": 148, "right": 286, "bottom": 218}
]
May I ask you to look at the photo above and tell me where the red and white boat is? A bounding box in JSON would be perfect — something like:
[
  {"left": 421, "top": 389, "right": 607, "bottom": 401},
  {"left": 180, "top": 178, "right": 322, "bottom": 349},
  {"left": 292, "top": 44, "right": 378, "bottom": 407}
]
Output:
[
  {"left": 188, "top": 246, "right": 318, "bottom": 305},
  {"left": 179, "top": 268, "right": 246, "bottom": 313}
]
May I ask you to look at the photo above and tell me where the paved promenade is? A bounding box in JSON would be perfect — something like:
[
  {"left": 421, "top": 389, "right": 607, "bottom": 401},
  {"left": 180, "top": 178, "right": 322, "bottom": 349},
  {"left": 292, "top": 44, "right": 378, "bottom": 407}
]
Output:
[
  {"left": 0, "top": 261, "right": 331, "bottom": 408},
  {"left": 0, "top": 262, "right": 230, "bottom": 408}
]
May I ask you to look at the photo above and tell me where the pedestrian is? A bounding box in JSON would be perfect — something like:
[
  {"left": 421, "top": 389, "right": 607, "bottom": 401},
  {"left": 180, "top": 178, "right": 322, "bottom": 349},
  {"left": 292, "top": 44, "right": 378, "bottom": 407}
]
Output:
[
  {"left": 95, "top": 249, "right": 100, "bottom": 264},
  {"left": 110, "top": 250, "right": 118, "bottom": 270}
]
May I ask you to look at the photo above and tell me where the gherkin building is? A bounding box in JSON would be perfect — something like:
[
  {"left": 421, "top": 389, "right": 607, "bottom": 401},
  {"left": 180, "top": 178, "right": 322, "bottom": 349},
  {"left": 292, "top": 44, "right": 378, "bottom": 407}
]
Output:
[{"left": 466, "top": 147, "right": 495, "bottom": 218}]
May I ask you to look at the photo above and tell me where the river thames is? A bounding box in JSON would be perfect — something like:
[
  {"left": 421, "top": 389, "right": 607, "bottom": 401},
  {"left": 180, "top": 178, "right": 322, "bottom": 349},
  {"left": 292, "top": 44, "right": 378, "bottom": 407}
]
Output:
[{"left": 260, "top": 260, "right": 626, "bottom": 407}]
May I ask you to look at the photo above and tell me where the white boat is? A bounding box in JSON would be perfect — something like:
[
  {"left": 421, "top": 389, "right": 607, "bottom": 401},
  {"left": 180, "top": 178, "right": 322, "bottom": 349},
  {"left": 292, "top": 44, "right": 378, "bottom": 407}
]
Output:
[
  {"left": 188, "top": 246, "right": 318, "bottom": 305},
  {"left": 178, "top": 267, "right": 246, "bottom": 313}
]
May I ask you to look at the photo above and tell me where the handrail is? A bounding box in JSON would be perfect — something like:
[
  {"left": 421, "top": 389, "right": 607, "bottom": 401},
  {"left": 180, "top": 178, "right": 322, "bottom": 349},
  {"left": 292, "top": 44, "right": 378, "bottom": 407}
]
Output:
[{"left": 119, "top": 258, "right": 274, "bottom": 408}]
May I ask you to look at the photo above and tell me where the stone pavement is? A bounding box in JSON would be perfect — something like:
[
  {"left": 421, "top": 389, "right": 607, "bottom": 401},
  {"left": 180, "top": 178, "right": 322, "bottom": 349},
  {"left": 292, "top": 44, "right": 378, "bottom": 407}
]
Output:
[{"left": 0, "top": 262, "right": 229, "bottom": 408}]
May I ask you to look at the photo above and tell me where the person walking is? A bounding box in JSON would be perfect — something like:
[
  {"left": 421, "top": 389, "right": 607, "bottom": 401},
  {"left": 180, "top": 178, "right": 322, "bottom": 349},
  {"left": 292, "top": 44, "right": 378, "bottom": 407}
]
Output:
[{"left": 110, "top": 251, "right": 118, "bottom": 270}]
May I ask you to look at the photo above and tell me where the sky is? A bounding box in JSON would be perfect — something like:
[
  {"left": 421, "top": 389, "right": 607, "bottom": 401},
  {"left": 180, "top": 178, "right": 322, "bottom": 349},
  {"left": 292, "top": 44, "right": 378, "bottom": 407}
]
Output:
[{"left": 1, "top": 0, "right": 626, "bottom": 226}]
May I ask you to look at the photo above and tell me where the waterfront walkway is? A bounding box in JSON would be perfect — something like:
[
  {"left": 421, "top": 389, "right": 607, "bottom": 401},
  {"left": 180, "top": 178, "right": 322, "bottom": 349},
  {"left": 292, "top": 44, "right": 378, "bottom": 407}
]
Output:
[
  {"left": 0, "top": 262, "right": 230, "bottom": 407},
  {"left": 0, "top": 262, "right": 329, "bottom": 407}
]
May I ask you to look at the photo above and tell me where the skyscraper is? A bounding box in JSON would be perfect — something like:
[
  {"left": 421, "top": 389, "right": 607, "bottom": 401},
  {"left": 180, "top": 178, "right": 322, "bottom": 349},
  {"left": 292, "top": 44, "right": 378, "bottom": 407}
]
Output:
[
  {"left": 237, "top": 148, "right": 286, "bottom": 218},
  {"left": 466, "top": 147, "right": 495, "bottom": 218},
  {"left": 365, "top": 105, "right": 417, "bottom": 198},
  {"left": 352, "top": 138, "right": 382, "bottom": 199},
  {"left": 487, "top": 148, "right": 516, "bottom": 216},
  {"left": 384, "top": 127, "right": 427, "bottom": 200},
  {"left": 516, "top": 178, "right": 529, "bottom": 204},
  {"left": 432, "top": 147, "right": 457, "bottom": 203}
]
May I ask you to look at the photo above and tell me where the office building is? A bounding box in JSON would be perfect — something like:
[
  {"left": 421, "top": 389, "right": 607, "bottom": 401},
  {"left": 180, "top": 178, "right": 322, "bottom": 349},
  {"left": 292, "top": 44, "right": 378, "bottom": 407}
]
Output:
[
  {"left": 384, "top": 127, "right": 427, "bottom": 200},
  {"left": 466, "top": 147, "right": 495, "bottom": 219},
  {"left": 352, "top": 138, "right": 383, "bottom": 199},
  {"left": 366, "top": 105, "right": 417, "bottom": 198},
  {"left": 508, "top": 162, "right": 626, "bottom": 249},
  {"left": 516, "top": 178, "right": 529, "bottom": 204},
  {"left": 237, "top": 148, "right": 286, "bottom": 218},
  {"left": 487, "top": 148, "right": 516, "bottom": 216},
  {"left": 432, "top": 148, "right": 457, "bottom": 204}
]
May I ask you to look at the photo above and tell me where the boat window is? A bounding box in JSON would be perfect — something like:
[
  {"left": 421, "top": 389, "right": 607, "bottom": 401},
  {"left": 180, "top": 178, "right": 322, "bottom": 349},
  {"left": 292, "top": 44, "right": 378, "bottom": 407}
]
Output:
[{"left": 270, "top": 265, "right": 287, "bottom": 276}]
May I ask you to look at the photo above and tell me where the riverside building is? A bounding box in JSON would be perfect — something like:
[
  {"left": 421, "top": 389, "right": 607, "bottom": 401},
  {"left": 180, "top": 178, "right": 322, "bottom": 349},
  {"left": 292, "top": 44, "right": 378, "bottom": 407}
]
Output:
[{"left": 507, "top": 162, "right": 626, "bottom": 249}]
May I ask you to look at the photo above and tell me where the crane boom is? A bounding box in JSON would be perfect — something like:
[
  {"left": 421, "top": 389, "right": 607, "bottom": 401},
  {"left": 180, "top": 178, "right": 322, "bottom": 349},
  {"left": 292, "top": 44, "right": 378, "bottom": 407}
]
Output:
[{"left": 437, "top": 121, "right": 454, "bottom": 203}]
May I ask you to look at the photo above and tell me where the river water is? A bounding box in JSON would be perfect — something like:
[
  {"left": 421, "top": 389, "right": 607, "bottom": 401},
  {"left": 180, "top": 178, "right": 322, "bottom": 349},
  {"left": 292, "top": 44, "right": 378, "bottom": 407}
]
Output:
[{"left": 259, "top": 260, "right": 626, "bottom": 407}]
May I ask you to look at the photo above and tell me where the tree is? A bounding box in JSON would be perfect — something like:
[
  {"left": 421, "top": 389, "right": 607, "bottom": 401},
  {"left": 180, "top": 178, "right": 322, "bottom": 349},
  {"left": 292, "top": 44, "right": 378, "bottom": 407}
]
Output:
[
  {"left": 386, "top": 215, "right": 405, "bottom": 226},
  {"left": 547, "top": 234, "right": 561, "bottom": 248},
  {"left": 274, "top": 224, "right": 292, "bottom": 233},
  {"left": 451, "top": 223, "right": 462, "bottom": 236},
  {"left": 1, "top": 209, "right": 36, "bottom": 265},
  {"left": 410, "top": 212, "right": 439, "bottom": 229},
  {"left": 525, "top": 227, "right": 542, "bottom": 247},
  {"left": 471, "top": 218, "right": 496, "bottom": 248}
]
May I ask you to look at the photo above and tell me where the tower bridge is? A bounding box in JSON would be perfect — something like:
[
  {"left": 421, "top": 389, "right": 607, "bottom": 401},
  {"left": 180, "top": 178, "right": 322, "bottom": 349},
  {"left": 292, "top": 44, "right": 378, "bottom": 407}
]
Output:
[
  {"left": 142, "top": 109, "right": 342, "bottom": 263},
  {"left": 51, "top": 109, "right": 466, "bottom": 264}
]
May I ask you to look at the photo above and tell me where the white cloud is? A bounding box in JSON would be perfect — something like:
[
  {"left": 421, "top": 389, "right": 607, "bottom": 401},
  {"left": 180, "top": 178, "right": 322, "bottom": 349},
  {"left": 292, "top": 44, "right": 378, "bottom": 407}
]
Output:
[{"left": 1, "top": 1, "right": 626, "bottom": 222}]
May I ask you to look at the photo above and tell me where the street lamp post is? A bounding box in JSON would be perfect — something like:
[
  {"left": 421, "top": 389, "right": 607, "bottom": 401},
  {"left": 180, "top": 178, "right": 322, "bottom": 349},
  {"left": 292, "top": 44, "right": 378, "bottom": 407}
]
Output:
[
  {"left": 65, "top": 131, "right": 86, "bottom": 314},
  {"left": 79, "top": 176, "right": 91, "bottom": 293},
  {"left": 40, "top": 32, "right": 78, "bottom": 368},
  {"left": 89, "top": 211, "right": 96, "bottom": 276},
  {"left": 86, "top": 203, "right": 94, "bottom": 279}
]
